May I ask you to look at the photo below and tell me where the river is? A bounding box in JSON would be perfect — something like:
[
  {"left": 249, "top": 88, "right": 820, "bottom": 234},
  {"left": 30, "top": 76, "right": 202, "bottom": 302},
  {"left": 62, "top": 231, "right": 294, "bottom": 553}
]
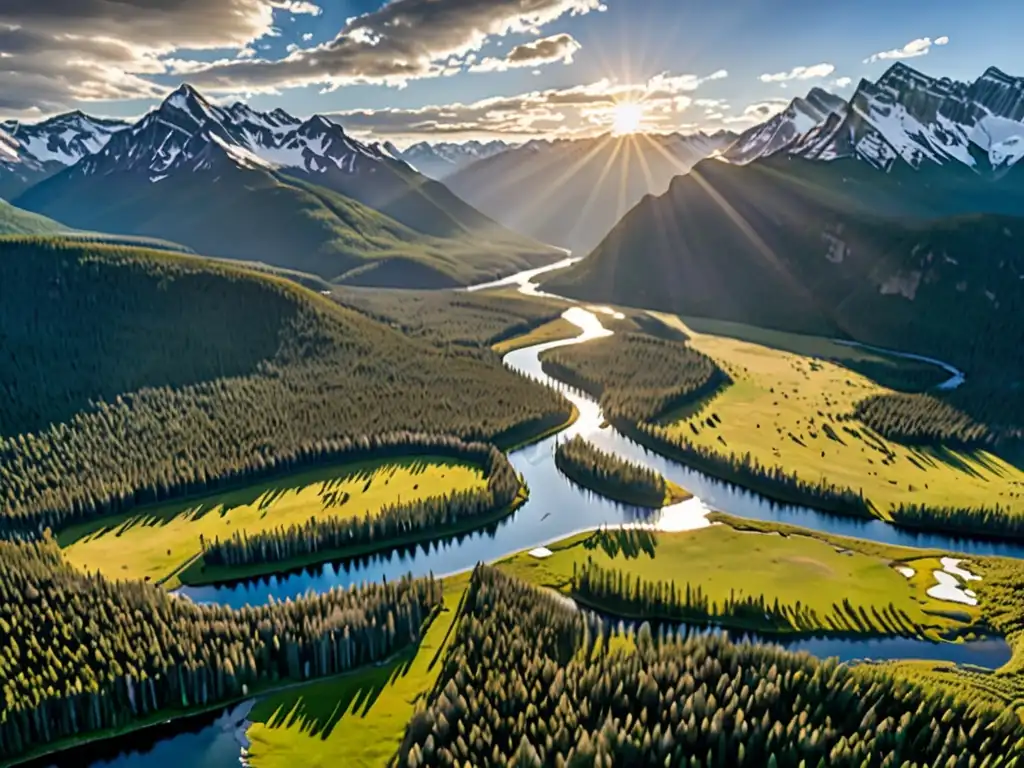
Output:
[{"left": 34, "top": 261, "right": 1015, "bottom": 767}]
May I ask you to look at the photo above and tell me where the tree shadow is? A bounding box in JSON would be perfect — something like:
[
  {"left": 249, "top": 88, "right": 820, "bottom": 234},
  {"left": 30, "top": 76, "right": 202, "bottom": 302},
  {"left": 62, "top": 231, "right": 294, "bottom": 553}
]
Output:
[
  {"left": 58, "top": 456, "right": 471, "bottom": 548},
  {"left": 251, "top": 654, "right": 411, "bottom": 742},
  {"left": 581, "top": 527, "right": 659, "bottom": 560}
]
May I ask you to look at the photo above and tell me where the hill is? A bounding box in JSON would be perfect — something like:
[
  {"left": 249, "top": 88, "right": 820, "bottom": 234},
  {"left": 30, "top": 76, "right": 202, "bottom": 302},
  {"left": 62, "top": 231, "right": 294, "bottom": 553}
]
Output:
[
  {"left": 0, "top": 199, "right": 67, "bottom": 235},
  {"left": 444, "top": 131, "right": 735, "bottom": 254},
  {"left": 13, "top": 86, "right": 560, "bottom": 288},
  {"left": 0, "top": 238, "right": 571, "bottom": 538}
]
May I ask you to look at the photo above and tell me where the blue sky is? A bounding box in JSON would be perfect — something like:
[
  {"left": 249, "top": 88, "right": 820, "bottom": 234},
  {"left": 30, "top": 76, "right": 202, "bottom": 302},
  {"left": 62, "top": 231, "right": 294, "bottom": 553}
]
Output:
[{"left": 3, "top": 0, "right": 1024, "bottom": 144}]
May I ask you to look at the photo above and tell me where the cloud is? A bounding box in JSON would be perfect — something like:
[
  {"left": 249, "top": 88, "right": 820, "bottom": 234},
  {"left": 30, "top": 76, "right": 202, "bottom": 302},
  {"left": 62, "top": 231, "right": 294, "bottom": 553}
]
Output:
[
  {"left": 832, "top": 76, "right": 853, "bottom": 89},
  {"left": 722, "top": 98, "right": 790, "bottom": 125},
  {"left": 0, "top": 0, "right": 322, "bottom": 114},
  {"left": 176, "top": 0, "right": 606, "bottom": 93},
  {"left": 325, "top": 69, "right": 729, "bottom": 142},
  {"left": 759, "top": 63, "right": 835, "bottom": 83},
  {"left": 470, "top": 33, "right": 581, "bottom": 72},
  {"left": 864, "top": 35, "right": 949, "bottom": 64}
]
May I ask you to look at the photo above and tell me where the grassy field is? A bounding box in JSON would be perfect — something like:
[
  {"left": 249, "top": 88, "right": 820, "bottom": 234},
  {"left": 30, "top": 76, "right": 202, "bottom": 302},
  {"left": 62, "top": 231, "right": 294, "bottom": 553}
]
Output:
[
  {"left": 492, "top": 316, "right": 580, "bottom": 354},
  {"left": 59, "top": 457, "right": 486, "bottom": 586},
  {"left": 244, "top": 573, "right": 471, "bottom": 768},
  {"left": 497, "top": 523, "right": 979, "bottom": 639},
  {"left": 648, "top": 314, "right": 1024, "bottom": 519}
]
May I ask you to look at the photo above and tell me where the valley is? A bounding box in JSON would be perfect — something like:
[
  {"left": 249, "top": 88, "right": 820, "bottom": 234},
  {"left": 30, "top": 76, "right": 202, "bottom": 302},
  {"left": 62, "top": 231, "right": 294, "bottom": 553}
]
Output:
[{"left": 5, "top": 44, "right": 1024, "bottom": 767}]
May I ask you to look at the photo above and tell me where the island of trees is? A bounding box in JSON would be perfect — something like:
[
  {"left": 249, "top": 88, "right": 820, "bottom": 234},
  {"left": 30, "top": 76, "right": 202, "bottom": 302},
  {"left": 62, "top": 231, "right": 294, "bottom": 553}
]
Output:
[
  {"left": 554, "top": 435, "right": 688, "bottom": 508},
  {"left": 196, "top": 439, "right": 522, "bottom": 581},
  {"left": 397, "top": 566, "right": 1024, "bottom": 766},
  {"left": 0, "top": 536, "right": 443, "bottom": 763},
  {"left": 539, "top": 332, "right": 729, "bottom": 423}
]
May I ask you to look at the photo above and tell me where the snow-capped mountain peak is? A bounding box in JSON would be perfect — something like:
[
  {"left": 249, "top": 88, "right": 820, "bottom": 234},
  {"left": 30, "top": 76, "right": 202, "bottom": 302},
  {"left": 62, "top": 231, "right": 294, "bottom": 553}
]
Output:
[
  {"left": 722, "top": 89, "right": 847, "bottom": 165},
  {"left": 392, "top": 140, "right": 513, "bottom": 179},
  {"left": 65, "top": 85, "right": 414, "bottom": 183},
  {"left": 772, "top": 63, "right": 1024, "bottom": 174}
]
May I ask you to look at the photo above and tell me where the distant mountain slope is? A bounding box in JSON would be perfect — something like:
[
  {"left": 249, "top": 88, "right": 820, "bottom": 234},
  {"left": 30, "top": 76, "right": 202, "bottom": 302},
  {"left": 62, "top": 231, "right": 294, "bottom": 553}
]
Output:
[
  {"left": 722, "top": 88, "right": 847, "bottom": 164},
  {"left": 390, "top": 140, "right": 511, "bottom": 180},
  {"left": 14, "top": 86, "right": 560, "bottom": 287},
  {"left": 0, "top": 200, "right": 67, "bottom": 235},
  {"left": 543, "top": 157, "right": 1024, "bottom": 376},
  {"left": 444, "top": 131, "right": 736, "bottom": 254},
  {"left": 0, "top": 113, "right": 127, "bottom": 199}
]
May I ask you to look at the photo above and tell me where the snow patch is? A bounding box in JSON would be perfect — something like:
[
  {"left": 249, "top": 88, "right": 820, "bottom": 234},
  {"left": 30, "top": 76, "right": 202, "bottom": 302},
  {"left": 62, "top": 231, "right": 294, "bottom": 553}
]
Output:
[
  {"left": 895, "top": 566, "right": 915, "bottom": 579},
  {"left": 926, "top": 558, "right": 981, "bottom": 606},
  {"left": 529, "top": 547, "right": 553, "bottom": 559}
]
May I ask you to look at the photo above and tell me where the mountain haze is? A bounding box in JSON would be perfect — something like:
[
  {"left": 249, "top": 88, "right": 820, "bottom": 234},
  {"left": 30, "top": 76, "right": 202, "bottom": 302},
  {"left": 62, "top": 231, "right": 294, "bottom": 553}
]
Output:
[{"left": 444, "top": 131, "right": 737, "bottom": 254}]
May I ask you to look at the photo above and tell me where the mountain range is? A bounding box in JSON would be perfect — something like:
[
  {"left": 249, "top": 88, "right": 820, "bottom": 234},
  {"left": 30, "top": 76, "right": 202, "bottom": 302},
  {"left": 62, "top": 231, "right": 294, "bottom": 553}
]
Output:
[
  {"left": 544, "top": 63, "right": 1024, "bottom": 391},
  {"left": 8, "top": 86, "right": 559, "bottom": 288},
  {"left": 722, "top": 63, "right": 1024, "bottom": 174},
  {"left": 442, "top": 130, "right": 738, "bottom": 254},
  {"left": 389, "top": 140, "right": 511, "bottom": 179}
]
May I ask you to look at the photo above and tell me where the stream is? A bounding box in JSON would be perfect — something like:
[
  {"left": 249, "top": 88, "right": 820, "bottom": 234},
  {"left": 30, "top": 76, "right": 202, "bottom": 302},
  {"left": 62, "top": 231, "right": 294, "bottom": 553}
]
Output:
[{"left": 38, "top": 260, "right": 1015, "bottom": 767}]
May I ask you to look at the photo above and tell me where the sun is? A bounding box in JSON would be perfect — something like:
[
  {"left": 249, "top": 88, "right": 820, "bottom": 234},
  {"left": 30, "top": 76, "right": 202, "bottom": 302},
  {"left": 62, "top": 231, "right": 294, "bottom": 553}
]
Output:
[{"left": 611, "top": 102, "right": 644, "bottom": 135}]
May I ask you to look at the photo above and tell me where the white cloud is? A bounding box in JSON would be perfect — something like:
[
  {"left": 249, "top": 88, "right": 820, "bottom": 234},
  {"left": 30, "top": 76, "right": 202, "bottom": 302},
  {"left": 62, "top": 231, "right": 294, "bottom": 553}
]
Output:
[
  {"left": 470, "top": 33, "right": 581, "bottom": 73},
  {"left": 832, "top": 76, "right": 853, "bottom": 89},
  {"left": 302, "top": 32, "right": 314, "bottom": 41},
  {"left": 759, "top": 63, "right": 835, "bottom": 83},
  {"left": 722, "top": 98, "right": 790, "bottom": 125},
  {"left": 864, "top": 35, "right": 949, "bottom": 64},
  {"left": 326, "top": 69, "right": 728, "bottom": 142},
  {"left": 178, "top": 0, "right": 607, "bottom": 92}
]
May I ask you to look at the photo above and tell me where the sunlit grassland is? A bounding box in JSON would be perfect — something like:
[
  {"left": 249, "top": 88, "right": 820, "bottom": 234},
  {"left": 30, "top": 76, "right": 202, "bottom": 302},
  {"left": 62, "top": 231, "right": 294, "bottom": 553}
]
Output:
[
  {"left": 59, "top": 457, "right": 486, "bottom": 586},
  {"left": 492, "top": 317, "right": 580, "bottom": 354},
  {"left": 243, "top": 573, "right": 472, "bottom": 768},
  {"left": 648, "top": 313, "right": 1024, "bottom": 519},
  {"left": 496, "top": 523, "right": 979, "bottom": 640}
]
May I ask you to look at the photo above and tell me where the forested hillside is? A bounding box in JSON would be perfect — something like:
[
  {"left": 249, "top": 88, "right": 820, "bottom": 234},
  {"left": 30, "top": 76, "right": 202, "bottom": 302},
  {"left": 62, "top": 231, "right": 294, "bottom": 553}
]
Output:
[
  {"left": 0, "top": 537, "right": 442, "bottom": 762},
  {"left": 0, "top": 239, "right": 571, "bottom": 538},
  {"left": 397, "top": 567, "right": 1024, "bottom": 766}
]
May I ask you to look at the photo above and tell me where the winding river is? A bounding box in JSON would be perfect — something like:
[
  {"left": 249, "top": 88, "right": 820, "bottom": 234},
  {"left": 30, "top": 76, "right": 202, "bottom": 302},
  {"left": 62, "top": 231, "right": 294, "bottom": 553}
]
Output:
[{"left": 34, "top": 260, "right": 1016, "bottom": 767}]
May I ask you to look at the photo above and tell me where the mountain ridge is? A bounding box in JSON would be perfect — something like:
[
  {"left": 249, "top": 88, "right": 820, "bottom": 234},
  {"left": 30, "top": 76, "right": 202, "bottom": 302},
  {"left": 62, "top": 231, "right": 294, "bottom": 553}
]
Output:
[{"left": 13, "top": 85, "right": 561, "bottom": 287}]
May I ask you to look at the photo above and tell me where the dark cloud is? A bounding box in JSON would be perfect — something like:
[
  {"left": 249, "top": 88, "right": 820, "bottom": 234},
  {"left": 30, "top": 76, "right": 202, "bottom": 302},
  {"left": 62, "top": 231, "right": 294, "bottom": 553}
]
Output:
[{"left": 0, "top": 0, "right": 319, "bottom": 115}]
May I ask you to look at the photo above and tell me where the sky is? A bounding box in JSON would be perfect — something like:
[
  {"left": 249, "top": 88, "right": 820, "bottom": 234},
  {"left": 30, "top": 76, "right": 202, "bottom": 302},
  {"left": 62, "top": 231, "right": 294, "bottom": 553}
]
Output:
[{"left": 2, "top": 0, "right": 1024, "bottom": 146}]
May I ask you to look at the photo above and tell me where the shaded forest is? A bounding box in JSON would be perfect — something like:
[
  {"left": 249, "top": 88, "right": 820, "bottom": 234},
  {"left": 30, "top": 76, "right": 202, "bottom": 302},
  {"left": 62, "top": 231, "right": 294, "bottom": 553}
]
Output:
[
  {"left": 200, "top": 439, "right": 520, "bottom": 571},
  {"left": 0, "top": 240, "right": 571, "bottom": 538},
  {"left": 0, "top": 537, "right": 442, "bottom": 762},
  {"left": 555, "top": 436, "right": 669, "bottom": 508},
  {"left": 397, "top": 567, "right": 1024, "bottom": 766},
  {"left": 539, "top": 333, "right": 729, "bottom": 423},
  {"left": 853, "top": 392, "right": 1010, "bottom": 450}
]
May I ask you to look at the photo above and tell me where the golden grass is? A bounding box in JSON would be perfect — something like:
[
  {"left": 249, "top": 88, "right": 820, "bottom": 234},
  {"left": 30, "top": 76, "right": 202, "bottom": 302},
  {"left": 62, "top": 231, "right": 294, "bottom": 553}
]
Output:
[
  {"left": 649, "top": 314, "right": 1024, "bottom": 519},
  {"left": 244, "top": 574, "right": 471, "bottom": 768},
  {"left": 60, "top": 457, "right": 486, "bottom": 585},
  {"left": 498, "top": 524, "right": 979, "bottom": 639},
  {"left": 492, "top": 317, "right": 580, "bottom": 354}
]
